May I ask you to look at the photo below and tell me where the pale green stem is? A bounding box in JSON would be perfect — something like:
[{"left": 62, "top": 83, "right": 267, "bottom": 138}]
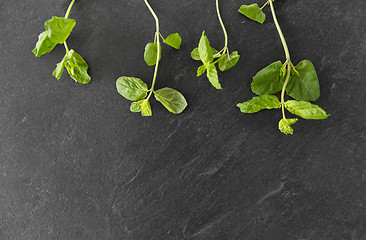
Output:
[
  {"left": 269, "top": 0, "right": 291, "bottom": 119},
  {"left": 144, "top": 0, "right": 160, "bottom": 100},
  {"left": 63, "top": 0, "right": 75, "bottom": 53},
  {"left": 65, "top": 0, "right": 76, "bottom": 19},
  {"left": 281, "top": 64, "right": 291, "bottom": 119},
  {"left": 216, "top": 0, "right": 229, "bottom": 55}
]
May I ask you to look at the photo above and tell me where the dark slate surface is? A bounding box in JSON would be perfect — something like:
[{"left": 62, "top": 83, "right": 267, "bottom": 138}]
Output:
[{"left": 1, "top": 0, "right": 366, "bottom": 239}]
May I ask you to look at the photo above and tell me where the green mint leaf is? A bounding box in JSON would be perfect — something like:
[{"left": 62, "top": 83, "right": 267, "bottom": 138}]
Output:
[
  {"left": 63, "top": 50, "right": 91, "bottom": 84},
  {"left": 237, "top": 95, "right": 280, "bottom": 113},
  {"left": 33, "top": 31, "right": 58, "bottom": 57},
  {"left": 218, "top": 51, "right": 240, "bottom": 71},
  {"left": 286, "top": 60, "right": 321, "bottom": 101},
  {"left": 206, "top": 65, "right": 222, "bottom": 89},
  {"left": 278, "top": 118, "right": 298, "bottom": 135},
  {"left": 238, "top": 4, "right": 266, "bottom": 24},
  {"left": 197, "top": 65, "right": 207, "bottom": 76},
  {"left": 144, "top": 42, "right": 161, "bottom": 66},
  {"left": 52, "top": 57, "right": 66, "bottom": 80},
  {"left": 45, "top": 16, "right": 76, "bottom": 44},
  {"left": 116, "top": 76, "right": 149, "bottom": 101},
  {"left": 154, "top": 88, "right": 187, "bottom": 114},
  {"left": 163, "top": 33, "right": 182, "bottom": 49},
  {"left": 130, "top": 100, "right": 144, "bottom": 113},
  {"left": 285, "top": 100, "right": 330, "bottom": 119},
  {"left": 191, "top": 47, "right": 219, "bottom": 61},
  {"left": 251, "top": 61, "right": 285, "bottom": 95},
  {"left": 141, "top": 100, "right": 152, "bottom": 117},
  {"left": 198, "top": 31, "right": 214, "bottom": 64}
]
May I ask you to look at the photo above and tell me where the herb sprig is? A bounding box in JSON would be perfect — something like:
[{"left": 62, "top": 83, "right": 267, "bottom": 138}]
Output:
[
  {"left": 191, "top": 0, "right": 240, "bottom": 89},
  {"left": 116, "top": 0, "right": 187, "bottom": 116},
  {"left": 33, "top": 0, "right": 91, "bottom": 84},
  {"left": 237, "top": 0, "right": 329, "bottom": 135}
]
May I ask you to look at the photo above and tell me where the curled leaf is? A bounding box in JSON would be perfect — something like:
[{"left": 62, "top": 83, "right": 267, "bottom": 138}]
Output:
[{"left": 278, "top": 118, "right": 298, "bottom": 135}]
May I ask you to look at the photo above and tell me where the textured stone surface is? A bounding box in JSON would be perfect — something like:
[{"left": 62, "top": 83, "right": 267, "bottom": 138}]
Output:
[{"left": 0, "top": 0, "right": 366, "bottom": 239}]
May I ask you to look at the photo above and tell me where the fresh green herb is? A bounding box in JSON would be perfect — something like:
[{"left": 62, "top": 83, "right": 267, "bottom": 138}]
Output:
[
  {"left": 116, "top": 0, "right": 187, "bottom": 116},
  {"left": 191, "top": 0, "right": 240, "bottom": 89},
  {"left": 237, "top": 0, "right": 329, "bottom": 135},
  {"left": 33, "top": 0, "right": 91, "bottom": 84}
]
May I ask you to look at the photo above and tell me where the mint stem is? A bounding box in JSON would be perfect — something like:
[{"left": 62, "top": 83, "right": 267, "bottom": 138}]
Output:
[
  {"left": 144, "top": 0, "right": 160, "bottom": 100},
  {"left": 269, "top": 0, "right": 291, "bottom": 119},
  {"left": 63, "top": 0, "right": 75, "bottom": 54},
  {"left": 216, "top": 0, "right": 229, "bottom": 55}
]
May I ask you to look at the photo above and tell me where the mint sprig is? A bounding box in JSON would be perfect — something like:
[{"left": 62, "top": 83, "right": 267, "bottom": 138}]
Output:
[
  {"left": 191, "top": 0, "right": 240, "bottom": 90},
  {"left": 115, "top": 0, "right": 187, "bottom": 116},
  {"left": 33, "top": 0, "right": 91, "bottom": 84},
  {"left": 237, "top": 0, "right": 329, "bottom": 135}
]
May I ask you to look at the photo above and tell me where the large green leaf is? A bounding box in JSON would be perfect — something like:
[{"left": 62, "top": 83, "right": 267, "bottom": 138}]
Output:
[
  {"left": 116, "top": 76, "right": 148, "bottom": 101},
  {"left": 198, "top": 31, "right": 213, "bottom": 64},
  {"left": 218, "top": 51, "right": 240, "bottom": 71},
  {"left": 163, "top": 33, "right": 181, "bottom": 49},
  {"left": 206, "top": 65, "right": 222, "bottom": 90},
  {"left": 45, "top": 16, "right": 76, "bottom": 44},
  {"left": 63, "top": 50, "right": 91, "bottom": 84},
  {"left": 286, "top": 60, "right": 320, "bottom": 101},
  {"left": 237, "top": 95, "right": 280, "bottom": 113},
  {"left": 144, "top": 42, "right": 161, "bottom": 66},
  {"left": 278, "top": 118, "right": 298, "bottom": 135},
  {"left": 238, "top": 4, "right": 266, "bottom": 24},
  {"left": 251, "top": 61, "right": 285, "bottom": 95},
  {"left": 32, "top": 31, "right": 58, "bottom": 57},
  {"left": 154, "top": 88, "right": 187, "bottom": 114},
  {"left": 285, "top": 100, "right": 329, "bottom": 119}
]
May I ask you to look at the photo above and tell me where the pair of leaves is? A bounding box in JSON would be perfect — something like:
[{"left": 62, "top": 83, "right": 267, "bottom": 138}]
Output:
[
  {"left": 33, "top": 16, "right": 76, "bottom": 57},
  {"left": 191, "top": 31, "right": 240, "bottom": 89},
  {"left": 116, "top": 76, "right": 187, "bottom": 115},
  {"left": 144, "top": 33, "right": 182, "bottom": 66},
  {"left": 252, "top": 60, "right": 320, "bottom": 102},
  {"left": 52, "top": 50, "right": 91, "bottom": 84},
  {"left": 238, "top": 95, "right": 328, "bottom": 120},
  {"left": 238, "top": 3, "right": 266, "bottom": 24}
]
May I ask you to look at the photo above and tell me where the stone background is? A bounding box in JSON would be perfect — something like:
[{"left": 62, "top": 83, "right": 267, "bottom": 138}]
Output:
[{"left": 0, "top": 0, "right": 365, "bottom": 239}]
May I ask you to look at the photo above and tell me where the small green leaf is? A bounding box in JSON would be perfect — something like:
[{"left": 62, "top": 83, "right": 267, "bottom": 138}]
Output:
[
  {"left": 154, "top": 88, "right": 187, "bottom": 114},
  {"left": 144, "top": 42, "right": 161, "bottom": 66},
  {"left": 45, "top": 16, "right": 76, "bottom": 44},
  {"left": 218, "top": 51, "right": 240, "bottom": 71},
  {"left": 197, "top": 65, "right": 206, "bottom": 76},
  {"left": 278, "top": 118, "right": 298, "bottom": 135},
  {"left": 163, "top": 33, "right": 181, "bottom": 49},
  {"left": 191, "top": 47, "right": 219, "bottom": 61},
  {"left": 198, "top": 31, "right": 213, "bottom": 64},
  {"left": 286, "top": 60, "right": 320, "bottom": 101},
  {"left": 130, "top": 100, "right": 144, "bottom": 113},
  {"left": 63, "top": 50, "right": 91, "bottom": 84},
  {"left": 141, "top": 100, "right": 152, "bottom": 117},
  {"left": 251, "top": 61, "right": 285, "bottom": 95},
  {"left": 237, "top": 95, "right": 280, "bottom": 113},
  {"left": 285, "top": 100, "right": 330, "bottom": 119},
  {"left": 116, "top": 76, "right": 148, "bottom": 101},
  {"left": 238, "top": 4, "right": 266, "bottom": 24},
  {"left": 206, "top": 65, "right": 222, "bottom": 89},
  {"left": 33, "top": 31, "right": 57, "bottom": 57},
  {"left": 52, "top": 57, "right": 66, "bottom": 80}
]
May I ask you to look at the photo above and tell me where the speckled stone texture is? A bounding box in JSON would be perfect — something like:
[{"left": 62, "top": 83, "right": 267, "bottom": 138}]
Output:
[{"left": 0, "top": 0, "right": 365, "bottom": 239}]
